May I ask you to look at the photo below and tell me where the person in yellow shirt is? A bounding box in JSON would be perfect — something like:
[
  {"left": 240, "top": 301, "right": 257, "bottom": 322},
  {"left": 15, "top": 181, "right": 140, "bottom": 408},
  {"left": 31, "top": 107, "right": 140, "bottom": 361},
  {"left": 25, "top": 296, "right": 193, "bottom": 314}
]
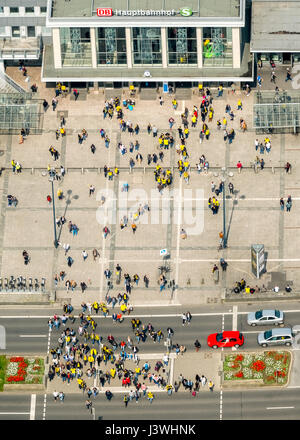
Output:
[
  {"left": 208, "top": 111, "right": 213, "bottom": 122},
  {"left": 183, "top": 171, "right": 189, "bottom": 184},
  {"left": 237, "top": 99, "right": 243, "bottom": 110},
  {"left": 205, "top": 129, "right": 210, "bottom": 140},
  {"left": 184, "top": 128, "right": 189, "bottom": 139},
  {"left": 110, "top": 368, "right": 116, "bottom": 378},
  {"left": 91, "top": 348, "right": 97, "bottom": 357},
  {"left": 88, "top": 355, "right": 94, "bottom": 367},
  {"left": 57, "top": 189, "right": 63, "bottom": 200},
  {"left": 245, "top": 286, "right": 251, "bottom": 294},
  {"left": 120, "top": 303, "right": 127, "bottom": 313},
  {"left": 183, "top": 161, "right": 189, "bottom": 171},
  {"left": 222, "top": 118, "right": 227, "bottom": 128},
  {"left": 147, "top": 391, "right": 154, "bottom": 402},
  {"left": 191, "top": 115, "right": 197, "bottom": 127},
  {"left": 114, "top": 167, "right": 119, "bottom": 176}
]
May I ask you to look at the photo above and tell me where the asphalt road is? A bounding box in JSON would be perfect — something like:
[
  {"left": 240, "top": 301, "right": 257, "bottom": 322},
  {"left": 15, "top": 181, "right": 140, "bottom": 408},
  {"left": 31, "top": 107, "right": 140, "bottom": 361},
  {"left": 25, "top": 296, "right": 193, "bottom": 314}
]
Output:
[
  {"left": 1, "top": 307, "right": 300, "bottom": 354},
  {"left": 0, "top": 388, "right": 299, "bottom": 420}
]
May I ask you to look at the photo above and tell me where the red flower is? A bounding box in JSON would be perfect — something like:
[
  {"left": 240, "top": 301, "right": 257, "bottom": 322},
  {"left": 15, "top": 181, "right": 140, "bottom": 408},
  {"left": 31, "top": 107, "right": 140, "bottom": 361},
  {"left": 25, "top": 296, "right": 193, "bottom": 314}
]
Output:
[
  {"left": 235, "top": 355, "right": 244, "bottom": 362},
  {"left": 251, "top": 360, "right": 266, "bottom": 372},
  {"left": 235, "top": 371, "right": 244, "bottom": 378},
  {"left": 9, "top": 357, "right": 24, "bottom": 362},
  {"left": 7, "top": 375, "right": 25, "bottom": 382}
]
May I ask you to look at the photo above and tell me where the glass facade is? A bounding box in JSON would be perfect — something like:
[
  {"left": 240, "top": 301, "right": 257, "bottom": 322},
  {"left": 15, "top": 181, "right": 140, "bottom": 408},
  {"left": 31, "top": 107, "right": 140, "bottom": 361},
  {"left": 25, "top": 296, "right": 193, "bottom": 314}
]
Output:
[
  {"left": 60, "top": 28, "right": 92, "bottom": 67},
  {"left": 203, "top": 28, "right": 232, "bottom": 67},
  {"left": 54, "top": 26, "right": 239, "bottom": 70},
  {"left": 132, "top": 28, "right": 162, "bottom": 65},
  {"left": 167, "top": 28, "right": 197, "bottom": 65},
  {"left": 97, "top": 28, "right": 127, "bottom": 65}
]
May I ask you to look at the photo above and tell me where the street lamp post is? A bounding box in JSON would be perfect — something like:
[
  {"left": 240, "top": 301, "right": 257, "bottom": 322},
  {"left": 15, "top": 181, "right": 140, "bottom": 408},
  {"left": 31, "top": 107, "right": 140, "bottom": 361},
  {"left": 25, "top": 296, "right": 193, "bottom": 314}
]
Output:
[{"left": 49, "top": 169, "right": 59, "bottom": 248}]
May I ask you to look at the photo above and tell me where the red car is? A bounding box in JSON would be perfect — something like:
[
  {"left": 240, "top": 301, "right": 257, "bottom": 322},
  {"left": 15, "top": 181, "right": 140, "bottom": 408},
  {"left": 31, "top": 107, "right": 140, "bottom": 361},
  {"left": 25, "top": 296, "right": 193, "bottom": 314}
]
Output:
[{"left": 207, "top": 331, "right": 244, "bottom": 349}]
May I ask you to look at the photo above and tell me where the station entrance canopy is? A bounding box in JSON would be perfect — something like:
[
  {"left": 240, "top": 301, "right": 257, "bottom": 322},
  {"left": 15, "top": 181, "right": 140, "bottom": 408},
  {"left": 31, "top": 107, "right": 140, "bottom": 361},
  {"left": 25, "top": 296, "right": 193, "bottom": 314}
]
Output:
[
  {"left": 253, "top": 91, "right": 300, "bottom": 134},
  {"left": 0, "top": 70, "right": 43, "bottom": 134}
]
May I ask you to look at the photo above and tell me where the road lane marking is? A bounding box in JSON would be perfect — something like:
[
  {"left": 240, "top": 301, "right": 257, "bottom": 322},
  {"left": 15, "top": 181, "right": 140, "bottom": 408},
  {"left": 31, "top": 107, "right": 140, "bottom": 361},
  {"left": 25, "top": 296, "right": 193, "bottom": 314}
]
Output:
[
  {"left": 232, "top": 306, "right": 238, "bottom": 351},
  {"left": 266, "top": 407, "right": 295, "bottom": 410},
  {"left": 220, "top": 390, "right": 223, "bottom": 421},
  {"left": 30, "top": 394, "right": 36, "bottom": 420},
  {"left": 170, "top": 357, "right": 175, "bottom": 386},
  {"left": 242, "top": 331, "right": 261, "bottom": 334},
  {"left": 0, "top": 312, "right": 234, "bottom": 319},
  {"left": 19, "top": 335, "right": 47, "bottom": 338},
  {"left": 0, "top": 412, "right": 29, "bottom": 415},
  {"left": 174, "top": 169, "right": 183, "bottom": 299},
  {"left": 47, "top": 326, "right": 52, "bottom": 355},
  {"left": 43, "top": 393, "right": 47, "bottom": 420}
]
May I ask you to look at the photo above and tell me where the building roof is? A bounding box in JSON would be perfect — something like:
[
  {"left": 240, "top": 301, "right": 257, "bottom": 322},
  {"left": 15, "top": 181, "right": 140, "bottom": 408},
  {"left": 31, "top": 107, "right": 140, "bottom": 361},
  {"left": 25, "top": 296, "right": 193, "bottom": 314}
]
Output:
[
  {"left": 41, "top": 43, "right": 253, "bottom": 82},
  {"left": 251, "top": 0, "right": 300, "bottom": 52},
  {"left": 50, "top": 0, "right": 242, "bottom": 18}
]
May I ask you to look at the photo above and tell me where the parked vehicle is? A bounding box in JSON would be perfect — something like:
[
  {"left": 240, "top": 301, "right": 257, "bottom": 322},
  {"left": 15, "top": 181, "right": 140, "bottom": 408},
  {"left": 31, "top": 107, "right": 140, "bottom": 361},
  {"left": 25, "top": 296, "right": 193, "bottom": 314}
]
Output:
[{"left": 247, "top": 309, "right": 284, "bottom": 327}]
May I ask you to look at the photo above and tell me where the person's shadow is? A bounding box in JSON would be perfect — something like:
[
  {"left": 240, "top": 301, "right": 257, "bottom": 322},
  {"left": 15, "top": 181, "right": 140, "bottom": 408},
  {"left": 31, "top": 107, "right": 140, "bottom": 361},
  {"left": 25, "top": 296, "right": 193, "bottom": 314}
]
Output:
[{"left": 57, "top": 189, "right": 79, "bottom": 242}]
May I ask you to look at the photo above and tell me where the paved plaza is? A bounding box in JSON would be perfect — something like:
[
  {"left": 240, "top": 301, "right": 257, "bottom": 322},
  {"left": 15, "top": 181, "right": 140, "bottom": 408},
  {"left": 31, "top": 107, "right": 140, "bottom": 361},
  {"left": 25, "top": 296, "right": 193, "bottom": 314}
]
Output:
[{"left": 0, "top": 66, "right": 299, "bottom": 310}]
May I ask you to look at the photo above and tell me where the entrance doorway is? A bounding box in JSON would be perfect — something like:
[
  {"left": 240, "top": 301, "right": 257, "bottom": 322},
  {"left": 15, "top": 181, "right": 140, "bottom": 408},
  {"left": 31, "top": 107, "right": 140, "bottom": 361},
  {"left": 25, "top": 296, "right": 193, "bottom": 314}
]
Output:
[{"left": 283, "top": 53, "right": 291, "bottom": 64}]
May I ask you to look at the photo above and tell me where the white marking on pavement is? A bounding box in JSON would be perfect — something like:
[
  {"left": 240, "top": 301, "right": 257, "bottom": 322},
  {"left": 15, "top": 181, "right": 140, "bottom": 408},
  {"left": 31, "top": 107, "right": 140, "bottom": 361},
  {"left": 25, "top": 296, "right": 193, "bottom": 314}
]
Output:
[
  {"left": 266, "top": 407, "right": 295, "bottom": 410},
  {"left": 170, "top": 357, "right": 175, "bottom": 386},
  {"left": 0, "top": 412, "right": 29, "bottom": 415},
  {"left": 242, "top": 331, "right": 263, "bottom": 334},
  {"left": 232, "top": 306, "right": 238, "bottom": 351},
  {"left": 30, "top": 394, "right": 36, "bottom": 420},
  {"left": 219, "top": 390, "right": 223, "bottom": 421},
  {"left": 174, "top": 172, "right": 183, "bottom": 297},
  {"left": 84, "top": 258, "right": 300, "bottom": 264},
  {"left": 221, "top": 314, "right": 225, "bottom": 353},
  {"left": 2, "top": 309, "right": 300, "bottom": 320},
  {"left": 43, "top": 393, "right": 47, "bottom": 420},
  {"left": 232, "top": 306, "right": 238, "bottom": 330},
  {"left": 19, "top": 335, "right": 47, "bottom": 338},
  {"left": 47, "top": 326, "right": 52, "bottom": 355},
  {"left": 0, "top": 312, "right": 233, "bottom": 319}
]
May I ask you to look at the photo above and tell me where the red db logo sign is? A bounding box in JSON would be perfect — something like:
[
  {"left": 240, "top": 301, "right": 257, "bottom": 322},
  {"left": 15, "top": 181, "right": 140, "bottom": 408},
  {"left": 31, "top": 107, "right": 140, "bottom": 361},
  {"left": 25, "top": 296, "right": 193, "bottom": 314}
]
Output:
[{"left": 97, "top": 8, "right": 113, "bottom": 16}]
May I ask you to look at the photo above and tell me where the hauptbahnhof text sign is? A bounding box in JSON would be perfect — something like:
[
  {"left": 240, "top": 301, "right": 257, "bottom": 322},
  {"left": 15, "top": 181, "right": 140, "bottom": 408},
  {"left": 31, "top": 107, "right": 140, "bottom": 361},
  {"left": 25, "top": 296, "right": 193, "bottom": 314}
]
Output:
[{"left": 96, "top": 7, "right": 193, "bottom": 17}]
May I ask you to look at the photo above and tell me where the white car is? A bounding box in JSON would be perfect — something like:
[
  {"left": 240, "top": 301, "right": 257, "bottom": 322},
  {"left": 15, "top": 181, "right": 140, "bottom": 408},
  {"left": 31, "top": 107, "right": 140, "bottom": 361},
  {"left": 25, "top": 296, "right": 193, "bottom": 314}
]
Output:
[{"left": 247, "top": 309, "right": 284, "bottom": 326}]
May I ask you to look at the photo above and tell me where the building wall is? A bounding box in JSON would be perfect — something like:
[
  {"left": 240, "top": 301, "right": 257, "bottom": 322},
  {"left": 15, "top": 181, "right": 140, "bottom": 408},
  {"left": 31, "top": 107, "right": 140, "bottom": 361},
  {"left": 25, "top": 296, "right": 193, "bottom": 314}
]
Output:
[{"left": 0, "top": 2, "right": 48, "bottom": 39}]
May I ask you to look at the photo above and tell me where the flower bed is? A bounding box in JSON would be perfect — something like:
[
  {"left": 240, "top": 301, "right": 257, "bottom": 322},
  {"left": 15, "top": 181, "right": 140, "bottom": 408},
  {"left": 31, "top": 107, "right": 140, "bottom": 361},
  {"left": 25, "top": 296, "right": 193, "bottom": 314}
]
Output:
[
  {"left": 4, "top": 357, "right": 44, "bottom": 386},
  {"left": 223, "top": 351, "right": 291, "bottom": 385},
  {"left": 0, "top": 356, "right": 8, "bottom": 391}
]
